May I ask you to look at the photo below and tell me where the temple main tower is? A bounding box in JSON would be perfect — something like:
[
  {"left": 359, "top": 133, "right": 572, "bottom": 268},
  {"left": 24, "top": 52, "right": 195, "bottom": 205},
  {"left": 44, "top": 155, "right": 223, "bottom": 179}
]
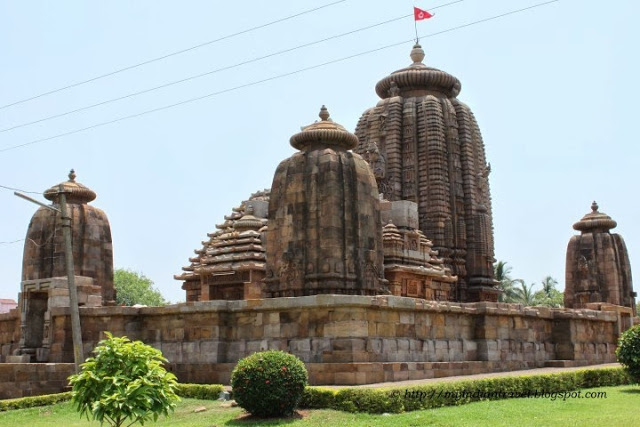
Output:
[
  {"left": 354, "top": 44, "right": 497, "bottom": 302},
  {"left": 265, "top": 106, "right": 386, "bottom": 297}
]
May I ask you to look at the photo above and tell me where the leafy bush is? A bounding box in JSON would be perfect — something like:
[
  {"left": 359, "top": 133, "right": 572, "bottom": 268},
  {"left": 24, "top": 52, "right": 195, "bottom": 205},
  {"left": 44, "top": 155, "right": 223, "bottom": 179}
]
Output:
[
  {"left": 175, "top": 383, "right": 224, "bottom": 400},
  {"left": 0, "top": 392, "right": 71, "bottom": 411},
  {"left": 231, "top": 350, "right": 308, "bottom": 417},
  {"left": 298, "top": 367, "right": 631, "bottom": 414},
  {"left": 616, "top": 324, "right": 640, "bottom": 383},
  {"left": 300, "top": 387, "right": 337, "bottom": 409},
  {"left": 333, "top": 388, "right": 403, "bottom": 414},
  {"left": 68, "top": 332, "right": 180, "bottom": 427}
]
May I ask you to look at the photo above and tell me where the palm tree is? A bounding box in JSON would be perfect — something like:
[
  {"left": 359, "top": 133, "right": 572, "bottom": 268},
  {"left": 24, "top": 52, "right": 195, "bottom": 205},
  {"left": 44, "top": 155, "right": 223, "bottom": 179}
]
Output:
[
  {"left": 540, "top": 276, "right": 558, "bottom": 298},
  {"left": 494, "top": 261, "right": 524, "bottom": 303},
  {"left": 513, "top": 281, "right": 536, "bottom": 306}
]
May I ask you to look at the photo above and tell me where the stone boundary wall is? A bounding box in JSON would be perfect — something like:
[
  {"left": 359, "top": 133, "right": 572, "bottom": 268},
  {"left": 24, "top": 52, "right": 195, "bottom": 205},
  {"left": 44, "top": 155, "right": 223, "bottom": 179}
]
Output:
[
  {"left": 0, "top": 310, "right": 19, "bottom": 362},
  {"left": 0, "top": 363, "right": 74, "bottom": 399},
  {"left": 36, "top": 295, "right": 620, "bottom": 385}
]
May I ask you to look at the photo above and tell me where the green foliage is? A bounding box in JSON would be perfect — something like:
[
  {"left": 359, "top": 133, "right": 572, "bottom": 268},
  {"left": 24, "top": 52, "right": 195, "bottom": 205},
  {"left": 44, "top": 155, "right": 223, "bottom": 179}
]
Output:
[
  {"left": 174, "top": 383, "right": 224, "bottom": 400},
  {"left": 231, "top": 350, "right": 308, "bottom": 417},
  {"left": 494, "top": 263, "right": 564, "bottom": 307},
  {"left": 114, "top": 268, "right": 167, "bottom": 306},
  {"left": 616, "top": 324, "right": 640, "bottom": 383},
  {"left": 533, "top": 288, "right": 564, "bottom": 307},
  {"left": 513, "top": 281, "right": 537, "bottom": 306},
  {"left": 532, "top": 276, "right": 564, "bottom": 307},
  {"left": 298, "top": 367, "right": 631, "bottom": 414},
  {"left": 0, "top": 392, "right": 71, "bottom": 411},
  {"left": 494, "top": 261, "right": 524, "bottom": 303},
  {"left": 300, "top": 387, "right": 337, "bottom": 409},
  {"left": 333, "top": 388, "right": 403, "bottom": 414},
  {"left": 68, "top": 332, "right": 180, "bottom": 427}
]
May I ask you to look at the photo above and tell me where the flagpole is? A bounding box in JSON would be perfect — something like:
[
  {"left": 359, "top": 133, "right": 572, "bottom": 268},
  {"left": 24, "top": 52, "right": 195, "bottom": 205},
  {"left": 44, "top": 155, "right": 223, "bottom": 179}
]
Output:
[{"left": 414, "top": 18, "right": 419, "bottom": 43}]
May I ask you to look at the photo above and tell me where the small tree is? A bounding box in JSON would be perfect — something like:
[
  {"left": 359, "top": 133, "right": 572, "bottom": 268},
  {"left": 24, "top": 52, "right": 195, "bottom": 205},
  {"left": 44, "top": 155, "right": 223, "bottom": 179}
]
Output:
[
  {"left": 616, "top": 324, "right": 640, "bottom": 383},
  {"left": 69, "top": 332, "right": 179, "bottom": 426},
  {"left": 114, "top": 268, "right": 167, "bottom": 306}
]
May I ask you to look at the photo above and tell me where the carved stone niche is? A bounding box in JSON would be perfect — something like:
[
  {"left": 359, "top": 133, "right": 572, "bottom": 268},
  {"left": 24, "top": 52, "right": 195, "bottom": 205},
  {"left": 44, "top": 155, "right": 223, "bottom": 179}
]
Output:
[{"left": 14, "top": 276, "right": 100, "bottom": 362}]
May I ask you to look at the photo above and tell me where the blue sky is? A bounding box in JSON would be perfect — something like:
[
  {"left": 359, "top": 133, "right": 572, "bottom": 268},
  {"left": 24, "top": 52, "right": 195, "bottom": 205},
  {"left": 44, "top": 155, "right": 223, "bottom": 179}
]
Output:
[{"left": 1, "top": 0, "right": 638, "bottom": 303}]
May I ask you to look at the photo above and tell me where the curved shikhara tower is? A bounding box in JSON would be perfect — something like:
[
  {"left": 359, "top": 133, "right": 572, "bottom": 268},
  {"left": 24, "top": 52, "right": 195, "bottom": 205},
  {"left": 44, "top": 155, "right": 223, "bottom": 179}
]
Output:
[
  {"left": 354, "top": 44, "right": 497, "bottom": 302},
  {"left": 265, "top": 106, "right": 386, "bottom": 297}
]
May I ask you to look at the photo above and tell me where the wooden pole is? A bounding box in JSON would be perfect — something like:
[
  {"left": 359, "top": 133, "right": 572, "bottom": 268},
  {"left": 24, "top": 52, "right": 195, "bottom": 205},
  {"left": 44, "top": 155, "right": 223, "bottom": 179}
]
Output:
[{"left": 58, "top": 184, "right": 84, "bottom": 372}]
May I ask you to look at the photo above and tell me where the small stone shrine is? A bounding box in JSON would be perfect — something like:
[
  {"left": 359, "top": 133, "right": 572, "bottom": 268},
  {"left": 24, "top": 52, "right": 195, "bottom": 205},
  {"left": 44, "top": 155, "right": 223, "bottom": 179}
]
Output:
[
  {"left": 264, "top": 106, "right": 386, "bottom": 297},
  {"left": 381, "top": 200, "right": 457, "bottom": 300},
  {"left": 354, "top": 44, "right": 497, "bottom": 302},
  {"left": 16, "top": 170, "right": 114, "bottom": 362},
  {"left": 565, "top": 202, "right": 636, "bottom": 316}
]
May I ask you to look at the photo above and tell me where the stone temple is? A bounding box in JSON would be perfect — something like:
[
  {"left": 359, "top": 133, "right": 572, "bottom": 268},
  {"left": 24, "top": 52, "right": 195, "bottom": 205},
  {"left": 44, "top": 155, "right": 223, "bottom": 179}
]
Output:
[{"left": 0, "top": 44, "right": 638, "bottom": 396}]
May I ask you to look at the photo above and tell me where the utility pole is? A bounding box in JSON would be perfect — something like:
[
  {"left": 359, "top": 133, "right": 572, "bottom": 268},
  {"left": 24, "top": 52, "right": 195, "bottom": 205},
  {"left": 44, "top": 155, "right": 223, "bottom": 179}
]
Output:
[{"left": 15, "top": 186, "right": 84, "bottom": 372}]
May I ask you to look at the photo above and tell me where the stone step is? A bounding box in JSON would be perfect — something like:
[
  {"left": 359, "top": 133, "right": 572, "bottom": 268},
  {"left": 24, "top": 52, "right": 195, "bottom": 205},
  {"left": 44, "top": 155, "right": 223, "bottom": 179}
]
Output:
[{"left": 544, "top": 360, "right": 578, "bottom": 368}]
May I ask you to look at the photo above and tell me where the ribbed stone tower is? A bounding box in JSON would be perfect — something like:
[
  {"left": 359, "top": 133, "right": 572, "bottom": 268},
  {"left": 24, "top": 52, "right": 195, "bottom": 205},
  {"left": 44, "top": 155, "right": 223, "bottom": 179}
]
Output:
[
  {"left": 22, "top": 170, "right": 115, "bottom": 304},
  {"left": 265, "top": 106, "right": 385, "bottom": 297},
  {"left": 18, "top": 170, "right": 114, "bottom": 361},
  {"left": 355, "top": 44, "right": 497, "bottom": 302},
  {"left": 565, "top": 202, "right": 636, "bottom": 315}
]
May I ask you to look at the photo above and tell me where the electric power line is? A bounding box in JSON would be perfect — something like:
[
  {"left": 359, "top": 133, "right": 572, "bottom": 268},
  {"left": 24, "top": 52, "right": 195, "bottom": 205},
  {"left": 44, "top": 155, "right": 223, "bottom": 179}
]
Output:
[
  {"left": 0, "top": 0, "right": 465, "bottom": 134},
  {"left": 0, "top": 184, "right": 43, "bottom": 194},
  {"left": 0, "top": 0, "right": 347, "bottom": 110},
  {"left": 0, "top": 239, "right": 23, "bottom": 245},
  {"left": 0, "top": 0, "right": 559, "bottom": 154}
]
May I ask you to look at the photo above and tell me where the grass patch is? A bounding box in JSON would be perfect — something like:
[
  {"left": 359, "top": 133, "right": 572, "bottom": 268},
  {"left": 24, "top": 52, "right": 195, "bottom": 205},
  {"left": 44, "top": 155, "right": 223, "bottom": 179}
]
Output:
[{"left": 0, "top": 385, "right": 637, "bottom": 426}]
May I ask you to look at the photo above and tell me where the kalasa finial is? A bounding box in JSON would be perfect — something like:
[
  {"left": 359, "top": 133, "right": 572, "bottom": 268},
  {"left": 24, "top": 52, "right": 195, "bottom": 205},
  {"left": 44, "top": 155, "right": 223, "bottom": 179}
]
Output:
[{"left": 319, "top": 105, "right": 330, "bottom": 121}]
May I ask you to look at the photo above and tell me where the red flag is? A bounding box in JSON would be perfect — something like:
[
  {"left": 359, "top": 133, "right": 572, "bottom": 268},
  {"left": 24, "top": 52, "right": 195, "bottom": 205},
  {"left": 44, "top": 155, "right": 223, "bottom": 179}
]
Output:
[{"left": 414, "top": 6, "right": 434, "bottom": 21}]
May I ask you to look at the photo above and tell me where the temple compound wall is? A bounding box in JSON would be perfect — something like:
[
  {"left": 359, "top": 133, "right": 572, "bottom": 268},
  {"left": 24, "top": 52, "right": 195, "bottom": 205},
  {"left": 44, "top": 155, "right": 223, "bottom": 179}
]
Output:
[
  {"left": 0, "top": 295, "right": 626, "bottom": 387},
  {"left": 0, "top": 363, "right": 74, "bottom": 399}
]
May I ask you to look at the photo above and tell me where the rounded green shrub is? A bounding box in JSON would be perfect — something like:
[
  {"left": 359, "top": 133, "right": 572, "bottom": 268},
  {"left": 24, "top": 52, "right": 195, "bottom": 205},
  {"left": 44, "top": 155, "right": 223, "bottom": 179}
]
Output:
[
  {"left": 616, "top": 324, "right": 640, "bottom": 383},
  {"left": 231, "top": 350, "right": 308, "bottom": 417}
]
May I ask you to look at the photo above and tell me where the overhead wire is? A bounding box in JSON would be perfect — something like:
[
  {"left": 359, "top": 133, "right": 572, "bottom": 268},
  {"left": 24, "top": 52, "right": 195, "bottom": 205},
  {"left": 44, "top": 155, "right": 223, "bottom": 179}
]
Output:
[
  {"left": 0, "top": 0, "right": 347, "bottom": 110},
  {"left": 0, "top": 0, "right": 466, "bottom": 134},
  {"left": 0, "top": 184, "right": 43, "bottom": 194},
  {"left": 0, "top": 239, "right": 23, "bottom": 245},
  {"left": 0, "top": 0, "right": 559, "bottom": 154}
]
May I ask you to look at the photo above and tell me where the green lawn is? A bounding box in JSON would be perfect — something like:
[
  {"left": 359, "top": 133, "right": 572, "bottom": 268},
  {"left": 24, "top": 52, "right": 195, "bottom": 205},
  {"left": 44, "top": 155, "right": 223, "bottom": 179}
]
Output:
[{"left": 0, "top": 386, "right": 637, "bottom": 426}]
